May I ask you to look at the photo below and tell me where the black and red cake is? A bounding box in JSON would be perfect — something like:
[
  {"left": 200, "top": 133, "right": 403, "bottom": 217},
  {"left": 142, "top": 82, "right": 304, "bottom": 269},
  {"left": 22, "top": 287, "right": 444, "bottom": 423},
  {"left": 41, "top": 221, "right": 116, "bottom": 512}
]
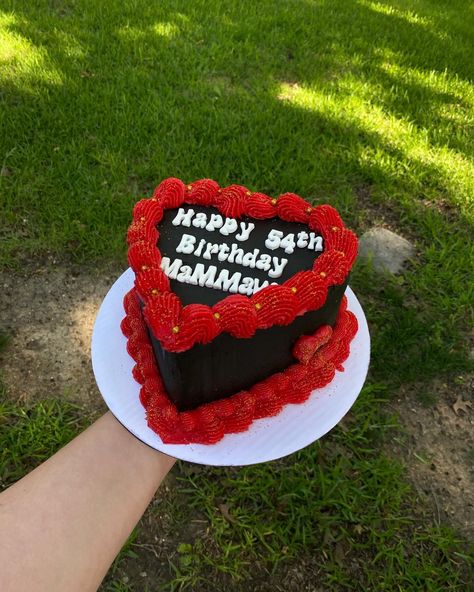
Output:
[{"left": 121, "top": 178, "right": 358, "bottom": 444}]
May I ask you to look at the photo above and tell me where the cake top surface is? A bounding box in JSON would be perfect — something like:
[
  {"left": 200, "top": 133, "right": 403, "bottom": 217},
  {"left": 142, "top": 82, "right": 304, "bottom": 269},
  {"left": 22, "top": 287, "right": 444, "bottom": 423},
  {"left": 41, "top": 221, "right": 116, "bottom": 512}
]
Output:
[
  {"left": 158, "top": 205, "right": 322, "bottom": 307},
  {"left": 127, "top": 177, "right": 358, "bottom": 352}
]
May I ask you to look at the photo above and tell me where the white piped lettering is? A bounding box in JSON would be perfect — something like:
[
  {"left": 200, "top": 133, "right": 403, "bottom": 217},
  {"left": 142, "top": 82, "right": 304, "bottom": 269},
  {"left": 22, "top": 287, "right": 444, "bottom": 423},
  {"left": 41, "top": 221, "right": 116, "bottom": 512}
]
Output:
[
  {"left": 189, "top": 263, "right": 218, "bottom": 287},
  {"left": 160, "top": 257, "right": 182, "bottom": 280},
  {"left": 176, "top": 233, "right": 196, "bottom": 255},
  {"left": 255, "top": 253, "right": 272, "bottom": 272},
  {"left": 213, "top": 269, "right": 241, "bottom": 293},
  {"left": 192, "top": 212, "right": 207, "bottom": 228},
  {"left": 297, "top": 231, "right": 309, "bottom": 248},
  {"left": 268, "top": 257, "right": 288, "bottom": 278},
  {"left": 308, "top": 232, "right": 324, "bottom": 251},
  {"left": 172, "top": 207, "right": 195, "bottom": 227},
  {"left": 241, "top": 248, "right": 260, "bottom": 268},
  {"left": 205, "top": 213, "right": 223, "bottom": 232},
  {"left": 202, "top": 242, "right": 220, "bottom": 260},
  {"left": 236, "top": 221, "right": 255, "bottom": 241},
  {"left": 220, "top": 218, "right": 239, "bottom": 236}
]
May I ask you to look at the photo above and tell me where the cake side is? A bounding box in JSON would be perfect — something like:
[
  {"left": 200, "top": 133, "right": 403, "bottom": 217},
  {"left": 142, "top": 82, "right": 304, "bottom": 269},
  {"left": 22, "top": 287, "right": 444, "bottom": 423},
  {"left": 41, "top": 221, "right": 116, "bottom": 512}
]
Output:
[
  {"left": 149, "top": 283, "right": 347, "bottom": 411},
  {"left": 122, "top": 289, "right": 358, "bottom": 444}
]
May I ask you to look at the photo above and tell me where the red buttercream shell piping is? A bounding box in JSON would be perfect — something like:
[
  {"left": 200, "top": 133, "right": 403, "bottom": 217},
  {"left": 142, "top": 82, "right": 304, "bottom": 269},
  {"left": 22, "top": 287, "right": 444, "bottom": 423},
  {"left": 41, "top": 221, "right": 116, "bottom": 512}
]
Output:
[
  {"left": 132, "top": 199, "right": 164, "bottom": 224},
  {"left": 309, "top": 204, "right": 344, "bottom": 233},
  {"left": 277, "top": 192, "right": 311, "bottom": 223},
  {"left": 313, "top": 251, "right": 351, "bottom": 286},
  {"left": 246, "top": 192, "right": 277, "bottom": 219},
  {"left": 126, "top": 177, "right": 358, "bottom": 353},
  {"left": 214, "top": 184, "right": 249, "bottom": 218},
  {"left": 186, "top": 178, "right": 220, "bottom": 206},
  {"left": 121, "top": 288, "right": 358, "bottom": 444}
]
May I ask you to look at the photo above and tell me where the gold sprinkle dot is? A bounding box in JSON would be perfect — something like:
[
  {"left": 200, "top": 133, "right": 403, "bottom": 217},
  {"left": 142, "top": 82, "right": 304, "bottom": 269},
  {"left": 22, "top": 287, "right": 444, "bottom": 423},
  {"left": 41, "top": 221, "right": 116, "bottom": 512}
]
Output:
[
  {"left": 332, "top": 226, "right": 339, "bottom": 232},
  {"left": 291, "top": 287, "right": 298, "bottom": 294},
  {"left": 255, "top": 302, "right": 262, "bottom": 310},
  {"left": 217, "top": 188, "right": 222, "bottom": 193},
  {"left": 306, "top": 207, "right": 312, "bottom": 214},
  {"left": 213, "top": 312, "right": 221, "bottom": 320},
  {"left": 271, "top": 198, "right": 277, "bottom": 206},
  {"left": 141, "top": 265, "right": 149, "bottom": 271},
  {"left": 320, "top": 272, "right": 327, "bottom": 278},
  {"left": 187, "top": 184, "right": 193, "bottom": 191},
  {"left": 151, "top": 288, "right": 159, "bottom": 296},
  {"left": 140, "top": 216, "right": 146, "bottom": 222},
  {"left": 172, "top": 325, "right": 180, "bottom": 334},
  {"left": 245, "top": 190, "right": 252, "bottom": 196}
]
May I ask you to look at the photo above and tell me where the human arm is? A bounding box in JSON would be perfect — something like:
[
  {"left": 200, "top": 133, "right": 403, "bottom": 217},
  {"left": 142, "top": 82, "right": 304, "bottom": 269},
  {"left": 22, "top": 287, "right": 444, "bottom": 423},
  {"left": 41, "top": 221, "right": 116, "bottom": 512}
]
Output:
[{"left": 0, "top": 411, "right": 175, "bottom": 592}]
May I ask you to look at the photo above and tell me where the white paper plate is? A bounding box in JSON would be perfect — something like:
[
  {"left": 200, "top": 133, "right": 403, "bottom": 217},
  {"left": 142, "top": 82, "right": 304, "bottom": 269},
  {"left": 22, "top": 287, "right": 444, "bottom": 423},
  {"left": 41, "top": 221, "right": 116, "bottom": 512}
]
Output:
[{"left": 92, "top": 268, "right": 370, "bottom": 466}]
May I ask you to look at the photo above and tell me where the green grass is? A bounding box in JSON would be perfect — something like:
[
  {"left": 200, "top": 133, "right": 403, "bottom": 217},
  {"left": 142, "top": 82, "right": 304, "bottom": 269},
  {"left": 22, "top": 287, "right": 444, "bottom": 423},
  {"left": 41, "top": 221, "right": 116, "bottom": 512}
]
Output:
[
  {"left": 166, "top": 385, "right": 472, "bottom": 590},
  {"left": 0, "top": 396, "right": 86, "bottom": 490},
  {"left": 1, "top": 0, "right": 474, "bottom": 590}
]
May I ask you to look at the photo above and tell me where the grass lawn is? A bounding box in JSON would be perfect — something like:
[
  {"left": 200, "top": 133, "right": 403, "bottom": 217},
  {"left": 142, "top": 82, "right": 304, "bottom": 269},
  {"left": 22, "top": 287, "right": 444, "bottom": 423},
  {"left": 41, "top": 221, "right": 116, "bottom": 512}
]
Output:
[{"left": 1, "top": 0, "right": 473, "bottom": 590}]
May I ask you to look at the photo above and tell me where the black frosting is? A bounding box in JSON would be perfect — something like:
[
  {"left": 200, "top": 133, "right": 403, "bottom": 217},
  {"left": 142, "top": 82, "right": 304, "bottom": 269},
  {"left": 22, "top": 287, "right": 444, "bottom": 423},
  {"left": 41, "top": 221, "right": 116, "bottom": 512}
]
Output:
[{"left": 147, "top": 206, "right": 347, "bottom": 411}]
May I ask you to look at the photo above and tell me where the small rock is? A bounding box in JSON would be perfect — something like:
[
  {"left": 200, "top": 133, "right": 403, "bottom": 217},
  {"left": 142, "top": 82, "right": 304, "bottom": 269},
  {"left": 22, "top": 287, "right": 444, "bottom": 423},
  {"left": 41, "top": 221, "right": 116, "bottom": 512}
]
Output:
[
  {"left": 1, "top": 166, "right": 12, "bottom": 177},
  {"left": 358, "top": 227, "right": 414, "bottom": 274},
  {"left": 26, "top": 339, "right": 41, "bottom": 351}
]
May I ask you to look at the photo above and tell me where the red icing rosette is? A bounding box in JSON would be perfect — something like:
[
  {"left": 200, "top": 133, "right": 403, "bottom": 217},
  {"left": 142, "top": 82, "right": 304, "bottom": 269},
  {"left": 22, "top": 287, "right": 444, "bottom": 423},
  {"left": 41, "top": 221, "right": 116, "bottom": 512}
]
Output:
[
  {"left": 126, "top": 219, "right": 159, "bottom": 246},
  {"left": 212, "top": 294, "right": 258, "bottom": 338},
  {"left": 179, "top": 304, "right": 220, "bottom": 345},
  {"left": 284, "top": 271, "right": 328, "bottom": 313},
  {"left": 215, "top": 184, "right": 248, "bottom": 218},
  {"left": 324, "top": 227, "right": 358, "bottom": 267},
  {"left": 143, "top": 292, "right": 181, "bottom": 344},
  {"left": 132, "top": 199, "right": 164, "bottom": 224},
  {"left": 252, "top": 285, "right": 298, "bottom": 328},
  {"left": 309, "top": 204, "right": 344, "bottom": 233},
  {"left": 313, "top": 251, "right": 352, "bottom": 286},
  {"left": 246, "top": 192, "right": 277, "bottom": 219},
  {"left": 134, "top": 268, "right": 170, "bottom": 299},
  {"left": 128, "top": 241, "right": 162, "bottom": 271},
  {"left": 277, "top": 192, "right": 312, "bottom": 223},
  {"left": 186, "top": 178, "right": 220, "bottom": 206},
  {"left": 153, "top": 177, "right": 186, "bottom": 208}
]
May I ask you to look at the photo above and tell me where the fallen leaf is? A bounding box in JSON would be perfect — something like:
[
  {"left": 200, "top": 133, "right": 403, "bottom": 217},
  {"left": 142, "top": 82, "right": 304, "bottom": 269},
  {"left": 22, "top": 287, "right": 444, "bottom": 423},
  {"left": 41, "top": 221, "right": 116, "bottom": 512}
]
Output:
[
  {"left": 218, "top": 503, "right": 236, "bottom": 524},
  {"left": 452, "top": 395, "right": 472, "bottom": 415},
  {"left": 334, "top": 541, "right": 346, "bottom": 566}
]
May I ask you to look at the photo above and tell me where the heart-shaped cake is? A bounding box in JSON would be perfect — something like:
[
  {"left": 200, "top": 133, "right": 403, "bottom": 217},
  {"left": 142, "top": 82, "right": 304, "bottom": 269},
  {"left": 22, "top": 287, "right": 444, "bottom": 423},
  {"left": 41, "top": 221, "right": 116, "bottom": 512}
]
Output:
[{"left": 121, "top": 178, "right": 358, "bottom": 444}]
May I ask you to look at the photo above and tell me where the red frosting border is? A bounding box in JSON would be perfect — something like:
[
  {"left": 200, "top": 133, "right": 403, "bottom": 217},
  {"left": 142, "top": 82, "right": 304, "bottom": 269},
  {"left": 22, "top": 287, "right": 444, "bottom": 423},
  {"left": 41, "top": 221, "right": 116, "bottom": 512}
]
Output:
[
  {"left": 126, "top": 177, "right": 358, "bottom": 353},
  {"left": 121, "top": 290, "right": 358, "bottom": 444}
]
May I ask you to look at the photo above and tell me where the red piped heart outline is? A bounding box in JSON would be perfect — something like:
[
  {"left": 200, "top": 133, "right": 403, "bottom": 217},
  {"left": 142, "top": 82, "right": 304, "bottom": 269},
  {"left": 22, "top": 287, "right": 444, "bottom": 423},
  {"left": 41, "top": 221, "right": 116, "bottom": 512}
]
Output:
[
  {"left": 126, "top": 177, "right": 358, "bottom": 353},
  {"left": 122, "top": 178, "right": 359, "bottom": 444}
]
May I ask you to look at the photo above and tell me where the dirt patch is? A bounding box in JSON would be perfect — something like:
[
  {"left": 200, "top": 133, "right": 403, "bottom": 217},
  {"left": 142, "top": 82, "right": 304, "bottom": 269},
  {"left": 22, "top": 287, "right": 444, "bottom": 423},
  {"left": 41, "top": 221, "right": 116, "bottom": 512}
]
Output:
[
  {"left": 0, "top": 262, "right": 123, "bottom": 407},
  {"left": 388, "top": 375, "right": 474, "bottom": 539}
]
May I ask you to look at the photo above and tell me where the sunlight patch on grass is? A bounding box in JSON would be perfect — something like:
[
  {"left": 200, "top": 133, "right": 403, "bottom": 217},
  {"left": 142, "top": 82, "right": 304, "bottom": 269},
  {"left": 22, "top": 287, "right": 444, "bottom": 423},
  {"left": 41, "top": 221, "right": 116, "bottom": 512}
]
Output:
[
  {"left": 378, "top": 61, "right": 474, "bottom": 105},
  {"left": 0, "top": 11, "right": 63, "bottom": 88},
  {"left": 116, "top": 25, "right": 147, "bottom": 41},
  {"left": 358, "top": 0, "right": 432, "bottom": 28},
  {"left": 276, "top": 78, "right": 474, "bottom": 220},
  {"left": 153, "top": 21, "right": 180, "bottom": 38}
]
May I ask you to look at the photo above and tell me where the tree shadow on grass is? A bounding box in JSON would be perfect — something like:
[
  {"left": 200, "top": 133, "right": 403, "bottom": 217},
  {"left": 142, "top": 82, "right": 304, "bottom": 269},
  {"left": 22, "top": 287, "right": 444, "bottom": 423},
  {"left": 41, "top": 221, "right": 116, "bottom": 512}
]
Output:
[{"left": 1, "top": 0, "right": 473, "bottom": 385}]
